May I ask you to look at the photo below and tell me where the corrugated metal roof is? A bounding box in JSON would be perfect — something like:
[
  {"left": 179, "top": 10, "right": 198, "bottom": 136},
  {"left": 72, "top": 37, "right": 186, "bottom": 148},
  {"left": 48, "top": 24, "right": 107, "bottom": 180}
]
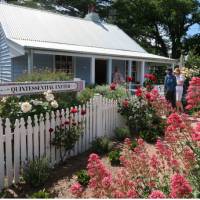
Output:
[
  {"left": 10, "top": 39, "right": 175, "bottom": 63},
  {"left": 0, "top": 3, "right": 146, "bottom": 53},
  {"left": 0, "top": 3, "right": 175, "bottom": 63}
]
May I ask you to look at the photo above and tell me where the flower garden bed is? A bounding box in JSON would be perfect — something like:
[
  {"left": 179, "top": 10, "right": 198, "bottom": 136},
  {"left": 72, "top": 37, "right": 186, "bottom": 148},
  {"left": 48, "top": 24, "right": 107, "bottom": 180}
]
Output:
[
  {"left": 0, "top": 74, "right": 200, "bottom": 198},
  {"left": 1, "top": 114, "right": 199, "bottom": 199}
]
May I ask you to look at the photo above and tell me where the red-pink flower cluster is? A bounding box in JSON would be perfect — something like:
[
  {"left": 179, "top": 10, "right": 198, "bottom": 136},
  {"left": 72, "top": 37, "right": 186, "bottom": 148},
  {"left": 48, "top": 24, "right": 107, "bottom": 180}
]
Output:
[
  {"left": 165, "top": 113, "right": 186, "bottom": 143},
  {"left": 186, "top": 77, "right": 200, "bottom": 111},
  {"left": 135, "top": 87, "right": 142, "bottom": 97},
  {"left": 110, "top": 83, "right": 117, "bottom": 90},
  {"left": 192, "top": 122, "right": 200, "bottom": 141},
  {"left": 149, "top": 190, "right": 166, "bottom": 198},
  {"left": 87, "top": 153, "right": 112, "bottom": 197},
  {"left": 170, "top": 173, "right": 192, "bottom": 198},
  {"left": 69, "top": 111, "right": 199, "bottom": 198},
  {"left": 70, "top": 182, "right": 83, "bottom": 197},
  {"left": 144, "top": 74, "right": 157, "bottom": 82}
]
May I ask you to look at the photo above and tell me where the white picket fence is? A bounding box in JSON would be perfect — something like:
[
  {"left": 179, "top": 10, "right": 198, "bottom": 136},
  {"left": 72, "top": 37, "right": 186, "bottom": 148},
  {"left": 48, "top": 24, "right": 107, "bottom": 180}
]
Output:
[{"left": 0, "top": 95, "right": 124, "bottom": 191}]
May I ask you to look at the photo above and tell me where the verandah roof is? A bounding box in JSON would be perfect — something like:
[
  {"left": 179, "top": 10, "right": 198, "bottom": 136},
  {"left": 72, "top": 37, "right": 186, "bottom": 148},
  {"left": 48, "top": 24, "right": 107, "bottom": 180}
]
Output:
[{"left": 9, "top": 39, "right": 176, "bottom": 64}]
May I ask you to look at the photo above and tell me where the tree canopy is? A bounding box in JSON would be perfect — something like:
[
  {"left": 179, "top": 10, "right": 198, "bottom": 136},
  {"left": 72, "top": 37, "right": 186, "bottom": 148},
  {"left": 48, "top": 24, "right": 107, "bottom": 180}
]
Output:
[
  {"left": 112, "top": 0, "right": 200, "bottom": 58},
  {"left": 6, "top": 0, "right": 200, "bottom": 58}
]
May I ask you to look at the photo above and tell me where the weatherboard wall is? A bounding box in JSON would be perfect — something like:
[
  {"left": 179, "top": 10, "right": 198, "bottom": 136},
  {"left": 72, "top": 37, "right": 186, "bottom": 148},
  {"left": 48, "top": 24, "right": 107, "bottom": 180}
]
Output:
[
  {"left": 0, "top": 24, "right": 12, "bottom": 82},
  {"left": 75, "top": 57, "right": 91, "bottom": 85},
  {"left": 12, "top": 53, "right": 54, "bottom": 81}
]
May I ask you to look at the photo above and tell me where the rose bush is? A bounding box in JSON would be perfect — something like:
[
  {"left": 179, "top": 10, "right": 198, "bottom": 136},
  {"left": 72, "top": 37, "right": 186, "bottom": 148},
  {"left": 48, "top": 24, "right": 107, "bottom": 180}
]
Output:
[
  {"left": 143, "top": 73, "right": 157, "bottom": 91},
  {"left": 118, "top": 87, "right": 171, "bottom": 143},
  {"left": 51, "top": 107, "right": 86, "bottom": 161},
  {"left": 0, "top": 90, "right": 59, "bottom": 125}
]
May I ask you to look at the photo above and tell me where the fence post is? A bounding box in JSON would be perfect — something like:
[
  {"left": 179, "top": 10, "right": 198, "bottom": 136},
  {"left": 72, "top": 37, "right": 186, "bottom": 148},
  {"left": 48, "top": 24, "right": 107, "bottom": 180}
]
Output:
[
  {"left": 27, "top": 116, "right": 33, "bottom": 160},
  {"left": 5, "top": 118, "right": 13, "bottom": 186},
  {"left": 14, "top": 119, "right": 20, "bottom": 184},
  {"left": 94, "top": 94, "right": 102, "bottom": 138},
  {"left": 0, "top": 118, "right": 4, "bottom": 191}
]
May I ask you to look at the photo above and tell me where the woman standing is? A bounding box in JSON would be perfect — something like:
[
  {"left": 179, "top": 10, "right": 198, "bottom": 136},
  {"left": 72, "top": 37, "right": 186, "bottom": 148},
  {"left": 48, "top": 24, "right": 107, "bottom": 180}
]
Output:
[
  {"left": 174, "top": 68, "right": 185, "bottom": 112},
  {"left": 113, "top": 67, "right": 125, "bottom": 84}
]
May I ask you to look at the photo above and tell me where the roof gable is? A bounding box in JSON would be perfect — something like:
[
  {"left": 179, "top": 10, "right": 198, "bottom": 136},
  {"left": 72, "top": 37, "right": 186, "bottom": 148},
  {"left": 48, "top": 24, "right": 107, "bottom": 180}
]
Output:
[{"left": 0, "top": 3, "right": 146, "bottom": 53}]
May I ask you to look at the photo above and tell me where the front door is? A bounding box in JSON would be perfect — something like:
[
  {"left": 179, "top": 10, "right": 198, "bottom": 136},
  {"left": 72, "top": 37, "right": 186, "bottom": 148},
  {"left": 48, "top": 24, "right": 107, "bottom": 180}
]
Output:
[{"left": 95, "top": 59, "right": 107, "bottom": 85}]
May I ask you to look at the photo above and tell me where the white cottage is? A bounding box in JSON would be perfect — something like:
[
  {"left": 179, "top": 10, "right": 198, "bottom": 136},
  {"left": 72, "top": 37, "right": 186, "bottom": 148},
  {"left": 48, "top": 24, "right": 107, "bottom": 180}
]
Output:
[{"left": 0, "top": 3, "right": 176, "bottom": 84}]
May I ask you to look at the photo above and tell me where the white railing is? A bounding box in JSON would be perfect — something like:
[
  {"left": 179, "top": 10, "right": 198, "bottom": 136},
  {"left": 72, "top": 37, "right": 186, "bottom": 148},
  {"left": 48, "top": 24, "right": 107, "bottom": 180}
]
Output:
[{"left": 0, "top": 95, "right": 123, "bottom": 191}]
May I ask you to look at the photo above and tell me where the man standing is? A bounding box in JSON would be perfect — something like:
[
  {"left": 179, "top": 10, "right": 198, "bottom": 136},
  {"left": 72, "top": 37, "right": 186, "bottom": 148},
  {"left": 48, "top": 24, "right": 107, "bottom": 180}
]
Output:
[{"left": 164, "top": 68, "right": 177, "bottom": 108}]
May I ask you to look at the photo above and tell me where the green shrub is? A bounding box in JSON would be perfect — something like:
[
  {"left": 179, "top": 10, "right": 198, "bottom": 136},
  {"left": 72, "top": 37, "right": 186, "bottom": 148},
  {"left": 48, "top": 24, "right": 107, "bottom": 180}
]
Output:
[
  {"left": 118, "top": 95, "right": 165, "bottom": 143},
  {"left": 16, "top": 70, "right": 77, "bottom": 108},
  {"left": 17, "top": 70, "right": 72, "bottom": 82},
  {"left": 76, "top": 170, "right": 90, "bottom": 186},
  {"left": 77, "top": 88, "right": 94, "bottom": 104},
  {"left": 131, "top": 140, "right": 138, "bottom": 149},
  {"left": 91, "top": 136, "right": 113, "bottom": 155},
  {"left": 139, "top": 116, "right": 165, "bottom": 143},
  {"left": 94, "top": 85, "right": 127, "bottom": 100},
  {"left": 23, "top": 157, "right": 51, "bottom": 188},
  {"left": 30, "top": 189, "right": 50, "bottom": 198},
  {"left": 108, "top": 149, "right": 121, "bottom": 166},
  {"left": 114, "top": 127, "right": 130, "bottom": 141}
]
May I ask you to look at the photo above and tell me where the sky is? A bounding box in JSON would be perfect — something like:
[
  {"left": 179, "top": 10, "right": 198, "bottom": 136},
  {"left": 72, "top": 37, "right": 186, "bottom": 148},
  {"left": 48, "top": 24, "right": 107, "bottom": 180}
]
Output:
[{"left": 187, "top": 23, "right": 200, "bottom": 36}]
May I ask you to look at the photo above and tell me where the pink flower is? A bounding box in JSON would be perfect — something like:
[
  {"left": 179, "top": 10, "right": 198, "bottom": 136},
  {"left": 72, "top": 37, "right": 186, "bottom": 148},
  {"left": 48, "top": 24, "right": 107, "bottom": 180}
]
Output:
[
  {"left": 70, "top": 182, "right": 83, "bottom": 197},
  {"left": 137, "top": 138, "right": 144, "bottom": 146},
  {"left": 81, "top": 109, "right": 86, "bottom": 115},
  {"left": 192, "top": 122, "right": 200, "bottom": 141},
  {"left": 167, "top": 113, "right": 182, "bottom": 125},
  {"left": 101, "top": 176, "right": 112, "bottom": 188},
  {"left": 149, "top": 190, "right": 166, "bottom": 198},
  {"left": 49, "top": 128, "right": 54, "bottom": 133},
  {"left": 122, "top": 99, "right": 129, "bottom": 108},
  {"left": 113, "top": 190, "right": 125, "bottom": 198},
  {"left": 170, "top": 173, "right": 192, "bottom": 198},
  {"left": 150, "top": 155, "right": 160, "bottom": 169},
  {"left": 135, "top": 87, "right": 142, "bottom": 97},
  {"left": 186, "top": 104, "right": 193, "bottom": 110},
  {"left": 192, "top": 133, "right": 200, "bottom": 141},
  {"left": 70, "top": 107, "right": 78, "bottom": 114},
  {"left": 126, "top": 189, "right": 138, "bottom": 198},
  {"left": 88, "top": 153, "right": 99, "bottom": 162},
  {"left": 124, "top": 138, "right": 132, "bottom": 146},
  {"left": 64, "top": 120, "right": 70, "bottom": 125},
  {"left": 145, "top": 93, "right": 151, "bottom": 100},
  {"left": 183, "top": 147, "right": 195, "bottom": 161},
  {"left": 144, "top": 74, "right": 157, "bottom": 82},
  {"left": 110, "top": 83, "right": 116, "bottom": 90},
  {"left": 127, "top": 76, "right": 133, "bottom": 82},
  {"left": 170, "top": 159, "right": 180, "bottom": 169}
]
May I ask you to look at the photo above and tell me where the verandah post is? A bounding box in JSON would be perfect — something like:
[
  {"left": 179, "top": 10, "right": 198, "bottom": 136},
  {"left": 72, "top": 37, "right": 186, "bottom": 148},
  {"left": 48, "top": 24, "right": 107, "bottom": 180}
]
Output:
[
  {"left": 27, "top": 49, "right": 33, "bottom": 74},
  {"left": 107, "top": 58, "right": 112, "bottom": 84},
  {"left": 90, "top": 56, "right": 95, "bottom": 84},
  {"left": 128, "top": 60, "right": 132, "bottom": 90},
  {"left": 140, "top": 60, "right": 145, "bottom": 85}
]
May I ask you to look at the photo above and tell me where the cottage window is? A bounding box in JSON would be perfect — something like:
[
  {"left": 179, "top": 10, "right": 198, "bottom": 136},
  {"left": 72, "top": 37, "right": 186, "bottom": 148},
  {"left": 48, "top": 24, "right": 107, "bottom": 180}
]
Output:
[{"left": 55, "top": 55, "right": 73, "bottom": 75}]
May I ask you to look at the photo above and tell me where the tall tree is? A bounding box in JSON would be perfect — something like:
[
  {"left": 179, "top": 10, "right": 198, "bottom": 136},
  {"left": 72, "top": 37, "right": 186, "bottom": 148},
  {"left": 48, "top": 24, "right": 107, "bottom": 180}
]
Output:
[{"left": 112, "top": 0, "right": 200, "bottom": 58}]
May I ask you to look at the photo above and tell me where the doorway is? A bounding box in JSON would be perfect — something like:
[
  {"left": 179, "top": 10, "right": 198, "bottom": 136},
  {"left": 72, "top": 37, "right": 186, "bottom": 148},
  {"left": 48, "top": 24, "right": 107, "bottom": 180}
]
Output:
[{"left": 95, "top": 59, "right": 107, "bottom": 85}]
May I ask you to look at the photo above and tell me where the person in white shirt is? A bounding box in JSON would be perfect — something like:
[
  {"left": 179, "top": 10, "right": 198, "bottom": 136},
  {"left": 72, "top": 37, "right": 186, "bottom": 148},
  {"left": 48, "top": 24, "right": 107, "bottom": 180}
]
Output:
[
  {"left": 174, "top": 68, "right": 185, "bottom": 112},
  {"left": 112, "top": 67, "right": 125, "bottom": 84}
]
